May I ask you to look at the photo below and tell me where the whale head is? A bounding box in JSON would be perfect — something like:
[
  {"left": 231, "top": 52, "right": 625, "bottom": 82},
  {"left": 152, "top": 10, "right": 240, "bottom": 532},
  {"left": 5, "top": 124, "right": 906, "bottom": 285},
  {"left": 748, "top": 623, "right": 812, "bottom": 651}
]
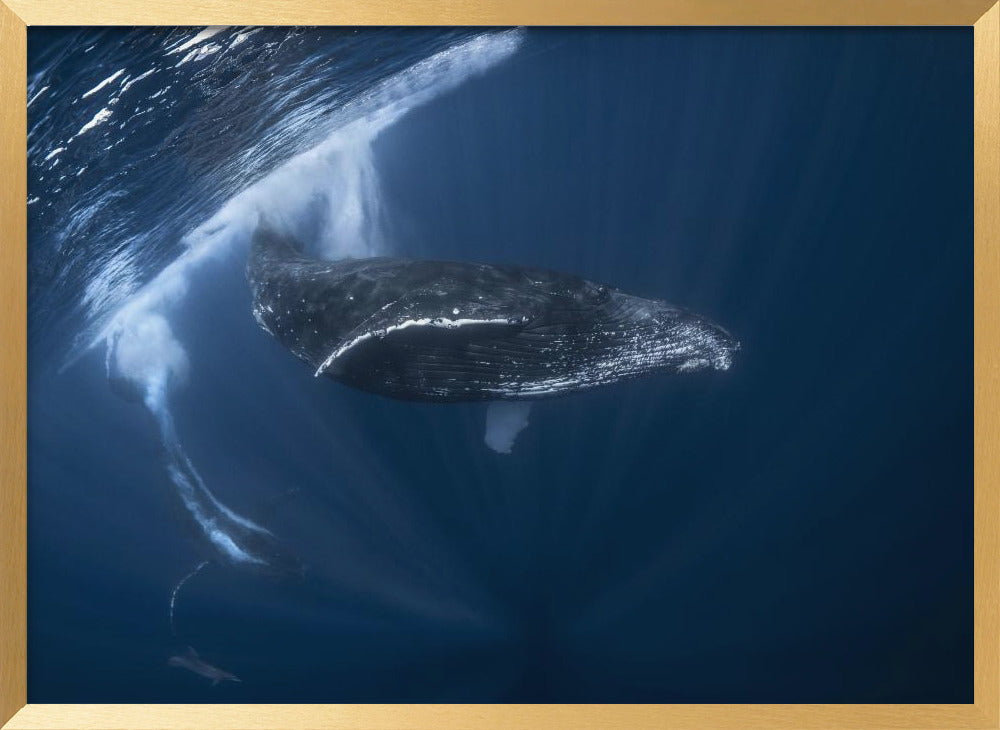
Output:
[{"left": 593, "top": 290, "right": 739, "bottom": 376}]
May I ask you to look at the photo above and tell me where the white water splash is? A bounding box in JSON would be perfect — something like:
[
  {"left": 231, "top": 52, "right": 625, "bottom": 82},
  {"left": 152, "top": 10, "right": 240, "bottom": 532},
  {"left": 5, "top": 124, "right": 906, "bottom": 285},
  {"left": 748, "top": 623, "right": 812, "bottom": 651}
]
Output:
[
  {"left": 107, "top": 311, "right": 271, "bottom": 570},
  {"left": 95, "top": 29, "right": 524, "bottom": 352},
  {"left": 81, "top": 68, "right": 125, "bottom": 99},
  {"left": 94, "top": 28, "right": 524, "bottom": 578},
  {"left": 120, "top": 68, "right": 156, "bottom": 95},
  {"left": 74, "top": 107, "right": 113, "bottom": 138},
  {"left": 166, "top": 26, "right": 228, "bottom": 56},
  {"left": 108, "top": 312, "right": 190, "bottom": 402}
]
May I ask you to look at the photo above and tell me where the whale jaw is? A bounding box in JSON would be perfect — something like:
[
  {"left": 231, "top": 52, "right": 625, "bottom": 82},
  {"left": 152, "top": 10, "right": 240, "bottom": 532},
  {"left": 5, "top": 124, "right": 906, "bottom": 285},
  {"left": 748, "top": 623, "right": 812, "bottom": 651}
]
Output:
[{"left": 314, "top": 287, "right": 738, "bottom": 402}]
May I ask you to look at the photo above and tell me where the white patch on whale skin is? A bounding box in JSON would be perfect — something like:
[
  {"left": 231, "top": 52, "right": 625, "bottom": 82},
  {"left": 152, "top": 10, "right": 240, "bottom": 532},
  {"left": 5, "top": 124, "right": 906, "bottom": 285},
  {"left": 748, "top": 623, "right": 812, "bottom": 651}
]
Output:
[
  {"left": 314, "top": 316, "right": 517, "bottom": 376},
  {"left": 677, "top": 358, "right": 710, "bottom": 373},
  {"left": 484, "top": 401, "right": 532, "bottom": 454}
]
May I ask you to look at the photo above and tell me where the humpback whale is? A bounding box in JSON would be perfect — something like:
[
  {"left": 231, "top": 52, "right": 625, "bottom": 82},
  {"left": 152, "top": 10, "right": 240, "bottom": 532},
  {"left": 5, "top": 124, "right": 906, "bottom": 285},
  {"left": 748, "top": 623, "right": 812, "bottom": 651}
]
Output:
[{"left": 247, "top": 227, "right": 738, "bottom": 401}]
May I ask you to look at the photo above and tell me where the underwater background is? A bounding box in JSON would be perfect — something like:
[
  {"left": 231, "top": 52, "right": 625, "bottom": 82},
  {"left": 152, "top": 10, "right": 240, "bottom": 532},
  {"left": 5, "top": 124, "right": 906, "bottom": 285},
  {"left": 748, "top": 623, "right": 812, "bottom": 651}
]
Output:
[{"left": 27, "top": 27, "right": 972, "bottom": 702}]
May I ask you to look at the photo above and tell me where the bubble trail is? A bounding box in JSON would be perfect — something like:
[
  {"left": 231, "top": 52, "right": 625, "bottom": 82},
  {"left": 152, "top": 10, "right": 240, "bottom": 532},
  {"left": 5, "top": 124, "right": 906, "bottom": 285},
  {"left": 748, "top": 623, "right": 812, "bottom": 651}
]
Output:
[{"left": 169, "top": 560, "right": 209, "bottom": 636}]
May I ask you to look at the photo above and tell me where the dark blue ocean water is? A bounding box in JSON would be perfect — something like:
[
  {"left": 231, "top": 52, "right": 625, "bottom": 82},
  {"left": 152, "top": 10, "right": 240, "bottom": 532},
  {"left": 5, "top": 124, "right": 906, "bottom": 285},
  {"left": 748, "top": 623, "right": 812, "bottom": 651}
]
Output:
[{"left": 27, "top": 27, "right": 972, "bottom": 702}]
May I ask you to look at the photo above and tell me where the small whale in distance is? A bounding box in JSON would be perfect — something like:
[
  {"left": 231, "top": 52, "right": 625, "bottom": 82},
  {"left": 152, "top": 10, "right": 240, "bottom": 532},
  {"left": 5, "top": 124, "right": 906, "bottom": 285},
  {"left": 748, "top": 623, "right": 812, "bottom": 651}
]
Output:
[{"left": 168, "top": 646, "right": 242, "bottom": 686}]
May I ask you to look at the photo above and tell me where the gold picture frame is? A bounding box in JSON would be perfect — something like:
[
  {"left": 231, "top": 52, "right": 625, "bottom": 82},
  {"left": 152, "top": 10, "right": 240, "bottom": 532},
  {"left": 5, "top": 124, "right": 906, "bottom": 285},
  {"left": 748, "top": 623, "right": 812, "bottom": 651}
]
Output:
[{"left": 2, "top": 1, "right": 997, "bottom": 727}]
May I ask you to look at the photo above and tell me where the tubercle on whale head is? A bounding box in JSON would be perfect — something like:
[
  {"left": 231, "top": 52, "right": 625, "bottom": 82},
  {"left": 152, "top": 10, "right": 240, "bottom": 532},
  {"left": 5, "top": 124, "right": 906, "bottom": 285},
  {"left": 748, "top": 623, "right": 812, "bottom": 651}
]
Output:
[
  {"left": 708, "top": 324, "right": 740, "bottom": 371},
  {"left": 712, "top": 345, "right": 736, "bottom": 371},
  {"left": 597, "top": 292, "right": 739, "bottom": 375},
  {"left": 669, "top": 306, "right": 739, "bottom": 373}
]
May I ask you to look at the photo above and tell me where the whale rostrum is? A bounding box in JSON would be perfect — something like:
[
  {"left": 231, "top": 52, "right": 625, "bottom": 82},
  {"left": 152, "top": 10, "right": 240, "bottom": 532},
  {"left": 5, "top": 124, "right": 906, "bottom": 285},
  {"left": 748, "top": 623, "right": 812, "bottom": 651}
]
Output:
[{"left": 247, "top": 227, "right": 739, "bottom": 402}]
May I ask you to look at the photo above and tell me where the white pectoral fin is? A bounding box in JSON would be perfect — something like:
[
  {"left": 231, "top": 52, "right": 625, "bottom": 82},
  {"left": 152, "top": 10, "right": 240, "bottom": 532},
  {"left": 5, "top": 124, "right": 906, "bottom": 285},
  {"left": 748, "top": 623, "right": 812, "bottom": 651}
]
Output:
[{"left": 484, "top": 401, "right": 533, "bottom": 454}]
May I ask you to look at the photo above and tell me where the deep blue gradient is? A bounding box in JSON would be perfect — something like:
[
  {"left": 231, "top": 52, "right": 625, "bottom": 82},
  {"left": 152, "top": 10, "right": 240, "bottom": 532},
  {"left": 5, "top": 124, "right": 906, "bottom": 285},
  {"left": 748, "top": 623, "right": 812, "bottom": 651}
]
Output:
[{"left": 27, "top": 27, "right": 972, "bottom": 702}]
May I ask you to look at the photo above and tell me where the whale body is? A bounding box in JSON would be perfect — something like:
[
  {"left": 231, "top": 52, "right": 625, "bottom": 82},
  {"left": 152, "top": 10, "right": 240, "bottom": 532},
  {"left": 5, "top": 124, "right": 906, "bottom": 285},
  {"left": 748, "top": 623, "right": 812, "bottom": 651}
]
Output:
[{"left": 247, "top": 227, "right": 738, "bottom": 402}]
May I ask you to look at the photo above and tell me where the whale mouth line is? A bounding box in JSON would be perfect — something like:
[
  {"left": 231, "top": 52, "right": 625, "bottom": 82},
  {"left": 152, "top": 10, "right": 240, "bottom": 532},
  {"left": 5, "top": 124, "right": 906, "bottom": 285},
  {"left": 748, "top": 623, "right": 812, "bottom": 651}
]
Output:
[{"left": 315, "top": 316, "right": 523, "bottom": 376}]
